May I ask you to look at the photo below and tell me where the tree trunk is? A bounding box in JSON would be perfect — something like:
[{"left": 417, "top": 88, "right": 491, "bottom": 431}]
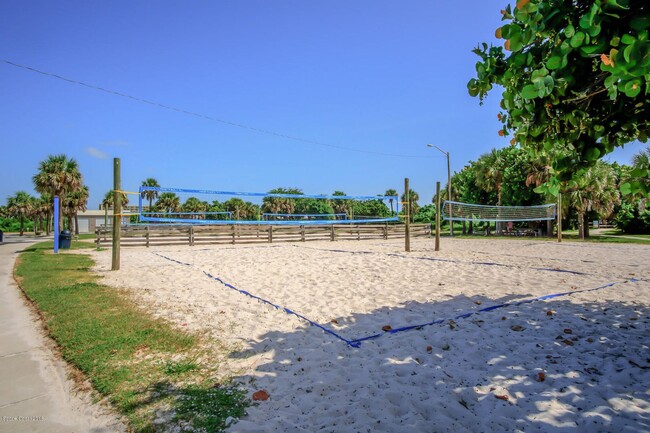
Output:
[
  {"left": 584, "top": 214, "right": 590, "bottom": 239},
  {"left": 469, "top": 221, "right": 473, "bottom": 234},
  {"left": 578, "top": 211, "right": 585, "bottom": 240},
  {"left": 19, "top": 216, "right": 24, "bottom": 236},
  {"left": 462, "top": 220, "right": 467, "bottom": 235},
  {"left": 46, "top": 212, "right": 51, "bottom": 236},
  {"left": 75, "top": 213, "right": 80, "bottom": 235}
]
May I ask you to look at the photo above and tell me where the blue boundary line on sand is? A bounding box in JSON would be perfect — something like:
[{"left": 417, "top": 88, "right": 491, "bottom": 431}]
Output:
[
  {"left": 152, "top": 252, "right": 360, "bottom": 347},
  {"left": 152, "top": 251, "right": 639, "bottom": 348},
  {"left": 348, "top": 278, "right": 640, "bottom": 345}
]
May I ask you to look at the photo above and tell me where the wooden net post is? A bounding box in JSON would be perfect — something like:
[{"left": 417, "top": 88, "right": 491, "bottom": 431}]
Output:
[
  {"left": 111, "top": 158, "right": 121, "bottom": 271},
  {"left": 435, "top": 181, "right": 441, "bottom": 251},
  {"left": 404, "top": 178, "right": 410, "bottom": 252}
]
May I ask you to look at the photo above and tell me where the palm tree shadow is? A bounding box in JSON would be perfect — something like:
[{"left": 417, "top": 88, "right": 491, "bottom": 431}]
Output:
[{"left": 228, "top": 294, "right": 650, "bottom": 432}]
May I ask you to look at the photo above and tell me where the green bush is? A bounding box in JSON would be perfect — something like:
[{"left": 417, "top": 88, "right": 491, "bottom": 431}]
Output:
[
  {"left": 0, "top": 217, "right": 34, "bottom": 232},
  {"left": 614, "top": 202, "right": 650, "bottom": 234}
]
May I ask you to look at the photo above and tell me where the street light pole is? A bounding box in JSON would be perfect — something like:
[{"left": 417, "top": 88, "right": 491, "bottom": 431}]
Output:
[{"left": 427, "top": 144, "right": 453, "bottom": 236}]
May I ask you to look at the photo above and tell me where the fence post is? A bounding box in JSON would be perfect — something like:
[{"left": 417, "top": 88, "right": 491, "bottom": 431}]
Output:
[
  {"left": 146, "top": 226, "right": 150, "bottom": 248},
  {"left": 557, "top": 193, "right": 562, "bottom": 243},
  {"left": 111, "top": 158, "right": 121, "bottom": 271},
  {"left": 404, "top": 178, "right": 410, "bottom": 252},
  {"left": 268, "top": 225, "right": 273, "bottom": 243},
  {"left": 435, "top": 181, "right": 441, "bottom": 251},
  {"left": 189, "top": 225, "right": 194, "bottom": 246},
  {"left": 330, "top": 225, "right": 335, "bottom": 241}
]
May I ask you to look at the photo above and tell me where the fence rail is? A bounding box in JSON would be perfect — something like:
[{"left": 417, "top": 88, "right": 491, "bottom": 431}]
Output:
[{"left": 95, "top": 223, "right": 431, "bottom": 247}]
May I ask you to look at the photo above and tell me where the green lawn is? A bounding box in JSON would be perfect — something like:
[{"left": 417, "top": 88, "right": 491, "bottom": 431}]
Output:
[
  {"left": 438, "top": 228, "right": 650, "bottom": 244},
  {"left": 15, "top": 240, "right": 247, "bottom": 432},
  {"left": 597, "top": 229, "right": 650, "bottom": 239}
]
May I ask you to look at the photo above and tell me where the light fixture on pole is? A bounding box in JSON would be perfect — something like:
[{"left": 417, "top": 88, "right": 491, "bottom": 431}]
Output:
[{"left": 427, "top": 144, "right": 453, "bottom": 236}]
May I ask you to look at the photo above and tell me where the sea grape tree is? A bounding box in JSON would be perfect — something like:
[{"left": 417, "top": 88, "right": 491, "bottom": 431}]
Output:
[{"left": 468, "top": 0, "right": 649, "bottom": 195}]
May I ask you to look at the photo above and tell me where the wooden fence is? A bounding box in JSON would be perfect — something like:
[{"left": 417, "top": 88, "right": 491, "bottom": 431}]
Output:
[{"left": 95, "top": 223, "right": 431, "bottom": 248}]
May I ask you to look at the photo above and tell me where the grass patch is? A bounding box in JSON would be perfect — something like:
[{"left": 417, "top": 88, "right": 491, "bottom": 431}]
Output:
[
  {"left": 162, "top": 360, "right": 199, "bottom": 376},
  {"left": 15, "top": 241, "right": 248, "bottom": 432},
  {"left": 596, "top": 229, "right": 650, "bottom": 239},
  {"left": 448, "top": 231, "right": 650, "bottom": 244},
  {"left": 561, "top": 233, "right": 650, "bottom": 244}
]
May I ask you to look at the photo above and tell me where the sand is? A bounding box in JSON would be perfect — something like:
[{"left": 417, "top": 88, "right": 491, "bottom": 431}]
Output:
[{"left": 91, "top": 237, "right": 650, "bottom": 432}]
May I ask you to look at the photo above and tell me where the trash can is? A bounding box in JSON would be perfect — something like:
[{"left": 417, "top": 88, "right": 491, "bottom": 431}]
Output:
[{"left": 59, "top": 230, "right": 72, "bottom": 249}]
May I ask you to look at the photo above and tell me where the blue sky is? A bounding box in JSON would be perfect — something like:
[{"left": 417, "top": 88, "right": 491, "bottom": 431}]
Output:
[{"left": 1, "top": 1, "right": 644, "bottom": 209}]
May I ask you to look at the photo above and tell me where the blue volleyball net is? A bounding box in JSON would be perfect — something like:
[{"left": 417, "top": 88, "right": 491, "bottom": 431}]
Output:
[
  {"left": 262, "top": 213, "right": 348, "bottom": 221},
  {"left": 138, "top": 186, "right": 399, "bottom": 225}
]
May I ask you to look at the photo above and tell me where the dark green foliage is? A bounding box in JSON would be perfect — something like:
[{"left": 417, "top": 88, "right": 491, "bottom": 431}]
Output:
[
  {"left": 0, "top": 216, "right": 34, "bottom": 232},
  {"left": 295, "top": 198, "right": 335, "bottom": 216},
  {"left": 414, "top": 204, "right": 436, "bottom": 223},
  {"left": 351, "top": 199, "right": 390, "bottom": 218},
  {"left": 614, "top": 201, "right": 650, "bottom": 233}
]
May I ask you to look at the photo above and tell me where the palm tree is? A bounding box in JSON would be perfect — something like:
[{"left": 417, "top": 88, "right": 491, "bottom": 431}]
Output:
[
  {"left": 65, "top": 185, "right": 89, "bottom": 235},
  {"left": 401, "top": 189, "right": 420, "bottom": 223},
  {"left": 101, "top": 190, "right": 129, "bottom": 228},
  {"left": 627, "top": 145, "right": 650, "bottom": 211},
  {"left": 330, "top": 191, "right": 350, "bottom": 218},
  {"left": 262, "top": 188, "right": 301, "bottom": 215},
  {"left": 384, "top": 189, "right": 398, "bottom": 216},
  {"left": 141, "top": 178, "right": 160, "bottom": 211},
  {"left": 224, "top": 198, "right": 247, "bottom": 220},
  {"left": 567, "top": 162, "right": 620, "bottom": 239},
  {"left": 32, "top": 154, "right": 82, "bottom": 232},
  {"left": 7, "top": 191, "right": 35, "bottom": 236},
  {"left": 475, "top": 149, "right": 505, "bottom": 206},
  {"left": 101, "top": 190, "right": 129, "bottom": 210},
  {"left": 31, "top": 194, "right": 52, "bottom": 235},
  {"left": 208, "top": 200, "right": 226, "bottom": 220},
  {"left": 474, "top": 149, "right": 506, "bottom": 232},
  {"left": 182, "top": 197, "right": 208, "bottom": 219},
  {"left": 631, "top": 145, "right": 650, "bottom": 169},
  {"left": 245, "top": 202, "right": 261, "bottom": 220},
  {"left": 155, "top": 192, "right": 181, "bottom": 213}
]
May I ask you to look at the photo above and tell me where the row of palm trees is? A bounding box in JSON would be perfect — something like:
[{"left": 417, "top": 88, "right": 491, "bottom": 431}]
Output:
[
  {"left": 3, "top": 154, "right": 89, "bottom": 236},
  {"left": 127, "top": 182, "right": 409, "bottom": 222}
]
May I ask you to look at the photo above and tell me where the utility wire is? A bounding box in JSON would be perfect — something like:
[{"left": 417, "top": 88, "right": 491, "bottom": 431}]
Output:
[{"left": 2, "top": 59, "right": 441, "bottom": 159}]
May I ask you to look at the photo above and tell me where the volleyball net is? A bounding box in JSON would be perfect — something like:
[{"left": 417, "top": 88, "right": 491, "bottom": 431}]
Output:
[
  {"left": 138, "top": 186, "right": 399, "bottom": 225},
  {"left": 442, "top": 200, "right": 556, "bottom": 222},
  {"left": 262, "top": 213, "right": 348, "bottom": 221}
]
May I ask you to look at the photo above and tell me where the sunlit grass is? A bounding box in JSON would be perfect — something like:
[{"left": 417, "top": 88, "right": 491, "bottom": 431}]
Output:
[{"left": 15, "top": 241, "right": 247, "bottom": 432}]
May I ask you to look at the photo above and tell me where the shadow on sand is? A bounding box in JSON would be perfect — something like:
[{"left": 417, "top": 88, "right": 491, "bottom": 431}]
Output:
[{"left": 228, "top": 291, "right": 650, "bottom": 433}]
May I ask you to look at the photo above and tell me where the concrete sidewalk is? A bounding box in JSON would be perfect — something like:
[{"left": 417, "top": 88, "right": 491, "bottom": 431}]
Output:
[{"left": 0, "top": 234, "right": 126, "bottom": 433}]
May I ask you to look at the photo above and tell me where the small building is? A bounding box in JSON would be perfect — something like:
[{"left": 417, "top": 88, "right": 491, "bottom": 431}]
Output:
[{"left": 75, "top": 210, "right": 114, "bottom": 233}]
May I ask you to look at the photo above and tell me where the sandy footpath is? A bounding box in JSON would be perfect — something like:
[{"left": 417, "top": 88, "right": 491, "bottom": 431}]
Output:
[{"left": 91, "top": 238, "right": 650, "bottom": 433}]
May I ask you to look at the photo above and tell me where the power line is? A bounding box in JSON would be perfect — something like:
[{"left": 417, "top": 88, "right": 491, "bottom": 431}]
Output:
[{"left": 2, "top": 59, "right": 441, "bottom": 159}]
